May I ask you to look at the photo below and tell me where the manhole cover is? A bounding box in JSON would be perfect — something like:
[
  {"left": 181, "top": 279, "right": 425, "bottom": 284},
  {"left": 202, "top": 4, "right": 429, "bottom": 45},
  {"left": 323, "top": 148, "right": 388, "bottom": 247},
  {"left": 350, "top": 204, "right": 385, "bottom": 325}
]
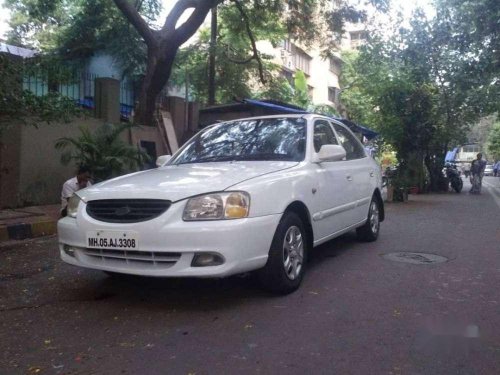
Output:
[{"left": 382, "top": 252, "right": 448, "bottom": 265}]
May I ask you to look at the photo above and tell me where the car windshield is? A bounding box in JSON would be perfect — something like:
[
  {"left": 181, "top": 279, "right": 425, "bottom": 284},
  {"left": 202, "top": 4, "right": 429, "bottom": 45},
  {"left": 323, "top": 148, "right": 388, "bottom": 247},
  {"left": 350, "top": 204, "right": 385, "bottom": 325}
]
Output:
[{"left": 171, "top": 117, "right": 307, "bottom": 165}]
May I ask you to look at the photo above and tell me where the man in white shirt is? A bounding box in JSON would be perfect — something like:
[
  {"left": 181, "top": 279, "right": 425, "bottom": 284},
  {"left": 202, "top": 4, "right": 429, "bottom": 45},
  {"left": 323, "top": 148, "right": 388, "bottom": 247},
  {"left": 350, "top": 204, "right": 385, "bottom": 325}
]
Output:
[{"left": 61, "top": 166, "right": 92, "bottom": 216}]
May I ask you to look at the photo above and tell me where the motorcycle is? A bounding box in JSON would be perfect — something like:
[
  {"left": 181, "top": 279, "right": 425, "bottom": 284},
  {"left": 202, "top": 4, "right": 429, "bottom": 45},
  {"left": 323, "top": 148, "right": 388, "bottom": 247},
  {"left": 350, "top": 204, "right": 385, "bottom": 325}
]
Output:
[{"left": 445, "top": 163, "right": 463, "bottom": 193}]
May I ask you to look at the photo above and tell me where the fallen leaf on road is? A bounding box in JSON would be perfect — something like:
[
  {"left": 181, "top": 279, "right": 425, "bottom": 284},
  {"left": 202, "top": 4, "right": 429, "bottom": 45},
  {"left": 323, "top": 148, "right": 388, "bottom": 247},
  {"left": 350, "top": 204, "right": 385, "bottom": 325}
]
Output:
[{"left": 28, "top": 366, "right": 42, "bottom": 373}]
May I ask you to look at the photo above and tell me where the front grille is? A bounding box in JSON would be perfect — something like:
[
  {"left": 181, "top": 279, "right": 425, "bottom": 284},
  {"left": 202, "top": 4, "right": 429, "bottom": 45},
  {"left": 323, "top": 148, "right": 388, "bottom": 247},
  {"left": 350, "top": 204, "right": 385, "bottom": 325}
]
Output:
[
  {"left": 86, "top": 199, "right": 170, "bottom": 223},
  {"left": 83, "top": 248, "right": 181, "bottom": 269}
]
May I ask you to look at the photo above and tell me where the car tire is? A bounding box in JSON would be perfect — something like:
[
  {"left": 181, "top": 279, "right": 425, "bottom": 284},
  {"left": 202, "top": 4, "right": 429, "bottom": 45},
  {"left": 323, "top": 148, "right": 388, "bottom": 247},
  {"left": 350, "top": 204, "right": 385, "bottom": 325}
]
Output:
[
  {"left": 257, "top": 212, "right": 308, "bottom": 295},
  {"left": 356, "top": 197, "right": 380, "bottom": 242}
]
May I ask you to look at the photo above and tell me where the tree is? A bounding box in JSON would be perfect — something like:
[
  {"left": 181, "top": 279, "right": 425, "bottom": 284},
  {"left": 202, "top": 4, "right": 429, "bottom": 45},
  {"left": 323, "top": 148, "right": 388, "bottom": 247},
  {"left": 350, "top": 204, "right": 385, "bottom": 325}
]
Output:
[
  {"left": 340, "top": 7, "right": 491, "bottom": 192},
  {"left": 434, "top": 0, "right": 500, "bottom": 114},
  {"left": 6, "top": 0, "right": 389, "bottom": 124},
  {"left": 55, "top": 123, "right": 150, "bottom": 181},
  {"left": 339, "top": 50, "right": 377, "bottom": 125},
  {"left": 487, "top": 121, "right": 500, "bottom": 161},
  {"left": 169, "top": 1, "right": 286, "bottom": 105},
  {"left": 110, "top": 0, "right": 220, "bottom": 125},
  {"left": 0, "top": 54, "right": 82, "bottom": 132}
]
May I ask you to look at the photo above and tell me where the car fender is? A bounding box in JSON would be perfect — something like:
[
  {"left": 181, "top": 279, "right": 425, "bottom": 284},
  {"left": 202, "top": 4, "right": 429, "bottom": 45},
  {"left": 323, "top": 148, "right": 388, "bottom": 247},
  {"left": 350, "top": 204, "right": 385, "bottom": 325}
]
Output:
[{"left": 228, "top": 163, "right": 316, "bottom": 219}]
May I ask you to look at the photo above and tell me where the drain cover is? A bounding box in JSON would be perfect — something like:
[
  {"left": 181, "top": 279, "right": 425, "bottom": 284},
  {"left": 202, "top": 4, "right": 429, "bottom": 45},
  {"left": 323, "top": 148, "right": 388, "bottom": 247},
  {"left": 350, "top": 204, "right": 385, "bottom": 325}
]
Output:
[{"left": 382, "top": 252, "right": 448, "bottom": 265}]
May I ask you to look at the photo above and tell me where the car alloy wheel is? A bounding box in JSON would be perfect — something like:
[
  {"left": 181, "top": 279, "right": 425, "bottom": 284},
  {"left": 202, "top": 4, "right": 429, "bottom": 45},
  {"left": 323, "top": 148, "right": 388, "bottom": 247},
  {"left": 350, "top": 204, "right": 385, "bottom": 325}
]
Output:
[
  {"left": 369, "top": 201, "right": 380, "bottom": 235},
  {"left": 282, "top": 226, "right": 304, "bottom": 281},
  {"left": 356, "top": 197, "right": 380, "bottom": 242},
  {"left": 257, "top": 212, "right": 308, "bottom": 294}
]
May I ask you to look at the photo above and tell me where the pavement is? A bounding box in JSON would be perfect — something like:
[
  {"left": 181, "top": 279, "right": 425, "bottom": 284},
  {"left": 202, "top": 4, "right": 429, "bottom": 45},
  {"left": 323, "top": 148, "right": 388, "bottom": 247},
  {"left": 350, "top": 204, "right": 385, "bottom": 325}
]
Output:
[
  {"left": 0, "top": 205, "right": 60, "bottom": 243},
  {"left": 0, "top": 178, "right": 500, "bottom": 374}
]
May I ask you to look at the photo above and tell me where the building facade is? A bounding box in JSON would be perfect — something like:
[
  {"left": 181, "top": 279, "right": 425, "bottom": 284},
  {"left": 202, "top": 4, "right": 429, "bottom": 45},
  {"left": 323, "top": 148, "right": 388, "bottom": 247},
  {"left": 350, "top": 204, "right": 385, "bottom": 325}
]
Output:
[{"left": 257, "top": 39, "right": 343, "bottom": 109}]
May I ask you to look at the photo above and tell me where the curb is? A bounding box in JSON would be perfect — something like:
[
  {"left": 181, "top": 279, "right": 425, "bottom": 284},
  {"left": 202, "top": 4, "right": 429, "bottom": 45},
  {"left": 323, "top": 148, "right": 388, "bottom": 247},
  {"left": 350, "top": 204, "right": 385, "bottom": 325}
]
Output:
[{"left": 0, "top": 219, "right": 57, "bottom": 241}]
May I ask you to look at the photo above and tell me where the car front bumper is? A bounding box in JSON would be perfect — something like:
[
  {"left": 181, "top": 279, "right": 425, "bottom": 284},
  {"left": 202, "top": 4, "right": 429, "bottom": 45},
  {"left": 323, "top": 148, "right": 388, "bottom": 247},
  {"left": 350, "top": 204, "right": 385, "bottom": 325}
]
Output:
[{"left": 58, "top": 201, "right": 281, "bottom": 278}]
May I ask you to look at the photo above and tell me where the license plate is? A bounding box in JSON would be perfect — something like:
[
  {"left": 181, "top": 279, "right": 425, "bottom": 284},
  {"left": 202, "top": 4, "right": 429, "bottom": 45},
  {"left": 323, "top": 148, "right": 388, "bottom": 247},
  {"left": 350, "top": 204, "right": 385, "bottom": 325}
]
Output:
[{"left": 86, "top": 230, "right": 138, "bottom": 250}]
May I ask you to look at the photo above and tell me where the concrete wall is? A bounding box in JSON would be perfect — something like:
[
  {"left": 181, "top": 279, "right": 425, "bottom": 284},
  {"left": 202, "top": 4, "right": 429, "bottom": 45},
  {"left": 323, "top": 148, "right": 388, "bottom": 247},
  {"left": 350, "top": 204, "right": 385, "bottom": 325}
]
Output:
[
  {"left": 0, "top": 118, "right": 171, "bottom": 208},
  {"left": 1, "top": 117, "right": 102, "bottom": 208},
  {"left": 0, "top": 70, "right": 199, "bottom": 208}
]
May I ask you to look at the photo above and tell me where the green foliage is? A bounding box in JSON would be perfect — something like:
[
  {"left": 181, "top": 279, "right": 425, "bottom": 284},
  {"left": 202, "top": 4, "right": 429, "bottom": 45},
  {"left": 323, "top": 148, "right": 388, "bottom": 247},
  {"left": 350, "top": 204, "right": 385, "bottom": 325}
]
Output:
[
  {"left": 339, "top": 50, "right": 377, "bottom": 126},
  {"left": 309, "top": 104, "right": 339, "bottom": 117},
  {"left": 487, "top": 122, "right": 500, "bottom": 160},
  {"left": 169, "top": 1, "right": 287, "bottom": 105},
  {"left": 339, "top": 5, "right": 496, "bottom": 191},
  {"left": 0, "top": 54, "right": 81, "bottom": 132},
  {"left": 292, "top": 70, "right": 309, "bottom": 108},
  {"left": 256, "top": 77, "right": 295, "bottom": 104},
  {"left": 5, "top": 0, "right": 386, "bottom": 110},
  {"left": 55, "top": 123, "right": 150, "bottom": 181},
  {"left": 434, "top": 0, "right": 500, "bottom": 114}
]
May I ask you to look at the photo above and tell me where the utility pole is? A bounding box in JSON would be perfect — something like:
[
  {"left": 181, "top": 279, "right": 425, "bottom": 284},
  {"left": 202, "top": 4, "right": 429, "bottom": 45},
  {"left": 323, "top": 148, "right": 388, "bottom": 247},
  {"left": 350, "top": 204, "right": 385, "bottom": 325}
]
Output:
[{"left": 208, "top": 5, "right": 217, "bottom": 106}]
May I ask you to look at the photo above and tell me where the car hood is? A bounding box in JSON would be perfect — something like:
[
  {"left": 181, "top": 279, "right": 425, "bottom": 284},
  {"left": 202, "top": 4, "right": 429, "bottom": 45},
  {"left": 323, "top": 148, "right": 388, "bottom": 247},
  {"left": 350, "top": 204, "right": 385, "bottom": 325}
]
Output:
[{"left": 78, "top": 161, "right": 298, "bottom": 202}]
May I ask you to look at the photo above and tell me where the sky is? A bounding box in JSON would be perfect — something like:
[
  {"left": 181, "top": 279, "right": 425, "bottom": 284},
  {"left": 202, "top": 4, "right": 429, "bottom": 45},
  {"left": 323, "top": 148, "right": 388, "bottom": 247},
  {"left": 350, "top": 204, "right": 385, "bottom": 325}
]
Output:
[{"left": 0, "top": 0, "right": 435, "bottom": 41}]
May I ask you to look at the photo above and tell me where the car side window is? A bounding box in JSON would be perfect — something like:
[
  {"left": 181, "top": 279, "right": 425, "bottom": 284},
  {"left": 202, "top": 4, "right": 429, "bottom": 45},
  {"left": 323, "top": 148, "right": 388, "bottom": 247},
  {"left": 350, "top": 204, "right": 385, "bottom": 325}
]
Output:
[
  {"left": 332, "top": 123, "right": 366, "bottom": 160},
  {"left": 313, "top": 120, "right": 338, "bottom": 153}
]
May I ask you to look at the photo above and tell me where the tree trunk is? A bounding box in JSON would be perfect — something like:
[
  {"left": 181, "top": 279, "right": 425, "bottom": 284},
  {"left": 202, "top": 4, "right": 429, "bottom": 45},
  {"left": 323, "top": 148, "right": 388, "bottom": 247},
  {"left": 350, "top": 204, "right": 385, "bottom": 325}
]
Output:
[
  {"left": 424, "top": 148, "right": 448, "bottom": 192},
  {"left": 113, "top": 0, "right": 219, "bottom": 126},
  {"left": 134, "top": 48, "right": 177, "bottom": 126}
]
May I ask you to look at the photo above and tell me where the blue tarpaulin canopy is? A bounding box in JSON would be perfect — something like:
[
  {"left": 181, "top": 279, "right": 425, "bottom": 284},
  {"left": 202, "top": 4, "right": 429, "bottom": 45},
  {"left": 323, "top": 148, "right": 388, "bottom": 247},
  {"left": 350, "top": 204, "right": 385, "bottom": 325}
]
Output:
[
  {"left": 242, "top": 99, "right": 379, "bottom": 140},
  {"left": 445, "top": 147, "right": 458, "bottom": 162}
]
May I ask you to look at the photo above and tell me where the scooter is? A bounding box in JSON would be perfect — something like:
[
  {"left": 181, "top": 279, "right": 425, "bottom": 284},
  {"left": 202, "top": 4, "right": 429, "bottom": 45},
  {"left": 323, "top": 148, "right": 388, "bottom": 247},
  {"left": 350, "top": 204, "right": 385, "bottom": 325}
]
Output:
[{"left": 445, "top": 163, "right": 463, "bottom": 193}]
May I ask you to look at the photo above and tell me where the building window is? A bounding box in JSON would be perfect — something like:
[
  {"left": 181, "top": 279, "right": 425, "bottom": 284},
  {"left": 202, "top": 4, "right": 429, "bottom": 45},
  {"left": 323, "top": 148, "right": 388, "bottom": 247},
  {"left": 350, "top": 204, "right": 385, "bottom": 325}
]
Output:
[
  {"left": 350, "top": 31, "right": 367, "bottom": 49},
  {"left": 308, "top": 85, "right": 314, "bottom": 97},
  {"left": 328, "top": 87, "right": 340, "bottom": 103},
  {"left": 283, "top": 39, "right": 292, "bottom": 53},
  {"left": 282, "top": 69, "right": 294, "bottom": 86},
  {"left": 329, "top": 57, "right": 341, "bottom": 76},
  {"left": 291, "top": 45, "right": 311, "bottom": 75}
]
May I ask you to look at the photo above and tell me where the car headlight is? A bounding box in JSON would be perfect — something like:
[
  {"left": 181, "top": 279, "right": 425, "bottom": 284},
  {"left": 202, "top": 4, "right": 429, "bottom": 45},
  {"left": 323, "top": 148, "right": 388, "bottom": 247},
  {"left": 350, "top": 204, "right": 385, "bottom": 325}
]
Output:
[
  {"left": 183, "top": 192, "right": 250, "bottom": 221},
  {"left": 67, "top": 194, "right": 82, "bottom": 218}
]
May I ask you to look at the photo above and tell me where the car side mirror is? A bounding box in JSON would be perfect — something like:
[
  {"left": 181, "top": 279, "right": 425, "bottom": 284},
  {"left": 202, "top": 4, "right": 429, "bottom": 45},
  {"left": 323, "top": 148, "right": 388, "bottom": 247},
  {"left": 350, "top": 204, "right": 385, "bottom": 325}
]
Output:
[
  {"left": 156, "top": 155, "right": 172, "bottom": 167},
  {"left": 315, "top": 144, "right": 346, "bottom": 163}
]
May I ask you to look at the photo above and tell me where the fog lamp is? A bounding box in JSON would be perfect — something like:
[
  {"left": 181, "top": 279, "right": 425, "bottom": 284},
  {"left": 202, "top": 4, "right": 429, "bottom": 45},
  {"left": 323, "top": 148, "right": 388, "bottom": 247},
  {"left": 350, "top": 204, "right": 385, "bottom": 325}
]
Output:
[
  {"left": 191, "top": 253, "right": 225, "bottom": 267},
  {"left": 63, "top": 244, "right": 75, "bottom": 257}
]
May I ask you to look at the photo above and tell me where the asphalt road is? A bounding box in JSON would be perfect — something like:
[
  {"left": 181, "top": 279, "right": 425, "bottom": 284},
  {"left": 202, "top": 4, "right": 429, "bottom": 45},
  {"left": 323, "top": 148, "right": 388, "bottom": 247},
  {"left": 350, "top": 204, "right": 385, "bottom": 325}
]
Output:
[{"left": 1, "top": 178, "right": 500, "bottom": 375}]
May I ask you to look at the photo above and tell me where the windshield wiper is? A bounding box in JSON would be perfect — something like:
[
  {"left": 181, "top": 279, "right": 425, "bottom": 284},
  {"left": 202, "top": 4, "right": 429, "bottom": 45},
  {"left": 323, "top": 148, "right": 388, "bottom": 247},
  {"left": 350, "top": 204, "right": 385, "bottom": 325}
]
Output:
[
  {"left": 234, "top": 153, "right": 297, "bottom": 161},
  {"left": 176, "top": 155, "right": 239, "bottom": 165}
]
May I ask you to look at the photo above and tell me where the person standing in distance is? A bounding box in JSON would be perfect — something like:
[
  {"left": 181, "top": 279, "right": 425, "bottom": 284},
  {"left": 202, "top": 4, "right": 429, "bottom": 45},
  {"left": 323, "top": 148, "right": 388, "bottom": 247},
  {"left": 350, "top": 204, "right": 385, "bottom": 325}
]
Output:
[
  {"left": 61, "top": 165, "right": 92, "bottom": 217},
  {"left": 469, "top": 153, "right": 487, "bottom": 194}
]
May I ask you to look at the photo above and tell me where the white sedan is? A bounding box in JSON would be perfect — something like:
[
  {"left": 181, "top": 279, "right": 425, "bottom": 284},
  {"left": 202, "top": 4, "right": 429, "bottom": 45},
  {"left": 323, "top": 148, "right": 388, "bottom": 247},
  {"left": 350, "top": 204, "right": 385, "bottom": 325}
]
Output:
[{"left": 58, "top": 114, "right": 384, "bottom": 294}]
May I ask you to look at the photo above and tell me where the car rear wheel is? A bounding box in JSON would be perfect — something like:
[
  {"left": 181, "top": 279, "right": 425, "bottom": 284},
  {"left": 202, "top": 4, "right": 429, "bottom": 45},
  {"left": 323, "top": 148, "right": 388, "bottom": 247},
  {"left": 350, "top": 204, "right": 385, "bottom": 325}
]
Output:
[
  {"left": 257, "top": 212, "right": 307, "bottom": 294},
  {"left": 356, "top": 198, "right": 380, "bottom": 242}
]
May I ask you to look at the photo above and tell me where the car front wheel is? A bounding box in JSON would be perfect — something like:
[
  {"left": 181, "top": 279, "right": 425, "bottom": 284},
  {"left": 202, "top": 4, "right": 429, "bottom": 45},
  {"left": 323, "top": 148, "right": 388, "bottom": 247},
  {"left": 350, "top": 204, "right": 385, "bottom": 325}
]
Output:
[{"left": 258, "top": 212, "right": 307, "bottom": 294}]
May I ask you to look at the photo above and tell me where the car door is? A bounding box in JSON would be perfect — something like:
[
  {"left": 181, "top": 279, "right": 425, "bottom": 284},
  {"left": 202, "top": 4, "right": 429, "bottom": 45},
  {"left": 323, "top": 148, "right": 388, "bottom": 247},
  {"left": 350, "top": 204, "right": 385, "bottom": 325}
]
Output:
[
  {"left": 331, "top": 122, "right": 373, "bottom": 224},
  {"left": 310, "top": 119, "right": 354, "bottom": 242}
]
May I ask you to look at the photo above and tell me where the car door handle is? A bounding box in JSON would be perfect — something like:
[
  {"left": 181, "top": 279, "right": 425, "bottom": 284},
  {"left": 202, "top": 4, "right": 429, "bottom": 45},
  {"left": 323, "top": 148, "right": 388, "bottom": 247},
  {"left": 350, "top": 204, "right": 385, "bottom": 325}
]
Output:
[{"left": 346, "top": 175, "right": 353, "bottom": 181}]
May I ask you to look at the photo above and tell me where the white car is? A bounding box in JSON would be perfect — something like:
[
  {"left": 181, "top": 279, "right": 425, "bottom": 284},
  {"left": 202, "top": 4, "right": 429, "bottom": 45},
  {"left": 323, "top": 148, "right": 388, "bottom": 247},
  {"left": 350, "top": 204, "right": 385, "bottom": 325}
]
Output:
[
  {"left": 58, "top": 115, "right": 384, "bottom": 294},
  {"left": 484, "top": 164, "right": 494, "bottom": 176}
]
